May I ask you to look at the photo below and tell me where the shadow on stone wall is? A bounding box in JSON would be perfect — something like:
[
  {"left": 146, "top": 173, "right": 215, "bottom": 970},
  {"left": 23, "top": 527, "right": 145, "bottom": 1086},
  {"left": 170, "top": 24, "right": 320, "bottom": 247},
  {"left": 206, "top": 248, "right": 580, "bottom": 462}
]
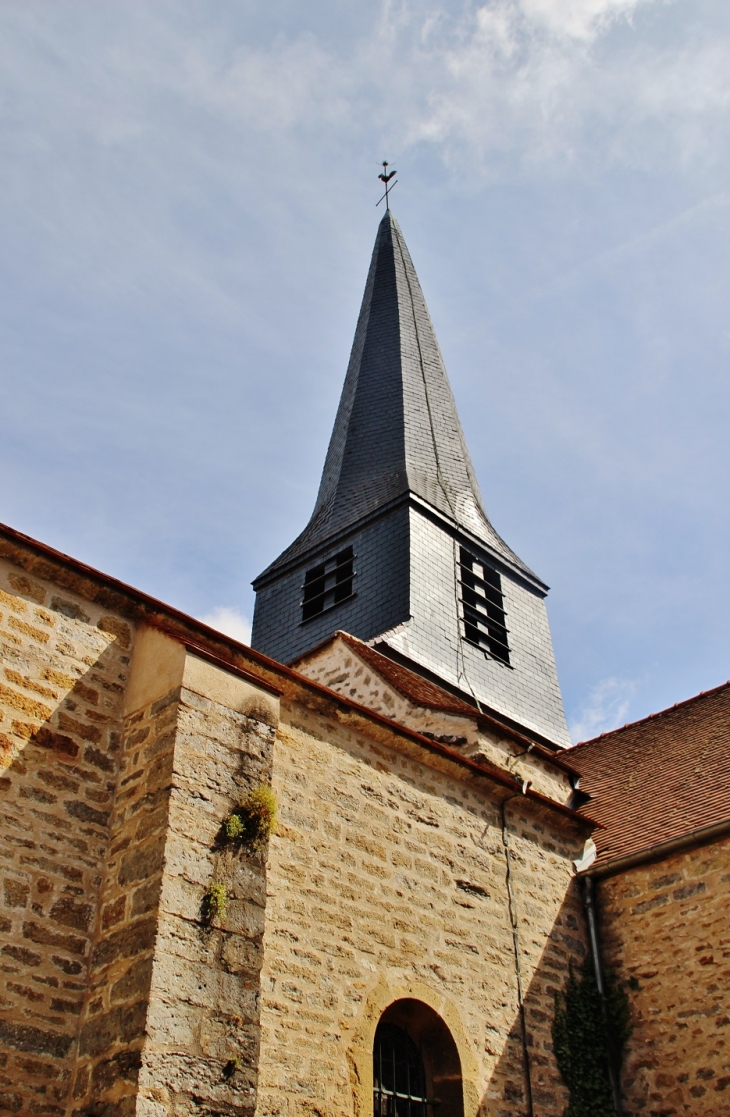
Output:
[
  {"left": 0, "top": 621, "right": 132, "bottom": 1117},
  {"left": 481, "top": 873, "right": 588, "bottom": 1116},
  {"left": 1, "top": 616, "right": 278, "bottom": 1117}
]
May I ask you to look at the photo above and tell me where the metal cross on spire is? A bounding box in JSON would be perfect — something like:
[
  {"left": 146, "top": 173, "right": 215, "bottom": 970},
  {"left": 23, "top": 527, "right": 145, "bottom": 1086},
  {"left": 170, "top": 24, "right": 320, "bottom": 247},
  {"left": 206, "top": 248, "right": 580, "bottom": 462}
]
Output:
[{"left": 376, "top": 161, "right": 397, "bottom": 210}]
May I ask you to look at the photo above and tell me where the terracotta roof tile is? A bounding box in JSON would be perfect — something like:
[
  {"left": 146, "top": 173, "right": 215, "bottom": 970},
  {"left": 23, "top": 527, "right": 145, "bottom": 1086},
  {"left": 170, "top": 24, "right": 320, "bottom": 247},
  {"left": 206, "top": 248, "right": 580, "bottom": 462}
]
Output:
[
  {"left": 294, "top": 632, "right": 578, "bottom": 776},
  {"left": 570, "top": 681, "right": 730, "bottom": 867},
  {"left": 335, "top": 633, "right": 478, "bottom": 717}
]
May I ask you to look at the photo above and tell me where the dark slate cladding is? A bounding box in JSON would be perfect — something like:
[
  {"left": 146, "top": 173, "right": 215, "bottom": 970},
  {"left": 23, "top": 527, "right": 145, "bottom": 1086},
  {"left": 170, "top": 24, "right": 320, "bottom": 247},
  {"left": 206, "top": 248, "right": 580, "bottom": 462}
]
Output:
[
  {"left": 250, "top": 209, "right": 571, "bottom": 747},
  {"left": 252, "top": 507, "right": 411, "bottom": 667},
  {"left": 254, "top": 209, "right": 532, "bottom": 587}
]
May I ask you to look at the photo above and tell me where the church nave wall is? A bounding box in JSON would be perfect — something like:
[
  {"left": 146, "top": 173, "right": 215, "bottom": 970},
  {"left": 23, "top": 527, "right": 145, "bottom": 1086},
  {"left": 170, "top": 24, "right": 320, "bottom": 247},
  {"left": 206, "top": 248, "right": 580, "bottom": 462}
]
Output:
[{"left": 256, "top": 703, "right": 589, "bottom": 1117}]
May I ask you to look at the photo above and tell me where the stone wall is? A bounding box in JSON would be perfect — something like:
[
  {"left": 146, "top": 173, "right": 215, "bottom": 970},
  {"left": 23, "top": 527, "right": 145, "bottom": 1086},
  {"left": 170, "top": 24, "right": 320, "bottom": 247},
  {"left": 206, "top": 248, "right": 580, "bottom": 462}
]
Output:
[
  {"left": 255, "top": 698, "right": 589, "bottom": 1117},
  {"left": 67, "top": 632, "right": 281, "bottom": 1117},
  {"left": 69, "top": 670, "right": 181, "bottom": 1112},
  {"left": 597, "top": 834, "right": 730, "bottom": 1115},
  {"left": 0, "top": 529, "right": 592, "bottom": 1117},
  {"left": 0, "top": 558, "right": 132, "bottom": 1116},
  {"left": 134, "top": 650, "right": 279, "bottom": 1117},
  {"left": 0, "top": 552, "right": 281, "bottom": 1117},
  {"left": 295, "top": 635, "right": 575, "bottom": 805}
]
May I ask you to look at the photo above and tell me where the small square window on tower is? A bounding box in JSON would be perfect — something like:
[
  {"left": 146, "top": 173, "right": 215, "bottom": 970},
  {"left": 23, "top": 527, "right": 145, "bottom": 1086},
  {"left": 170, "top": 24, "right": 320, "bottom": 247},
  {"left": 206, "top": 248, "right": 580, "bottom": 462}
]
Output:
[
  {"left": 459, "top": 546, "right": 510, "bottom": 665},
  {"left": 301, "top": 547, "right": 355, "bottom": 622}
]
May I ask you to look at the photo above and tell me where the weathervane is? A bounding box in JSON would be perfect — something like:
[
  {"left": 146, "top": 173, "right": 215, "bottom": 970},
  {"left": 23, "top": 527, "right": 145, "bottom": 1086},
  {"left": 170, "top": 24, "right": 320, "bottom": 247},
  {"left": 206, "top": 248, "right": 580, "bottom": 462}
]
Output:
[{"left": 376, "top": 161, "right": 397, "bottom": 210}]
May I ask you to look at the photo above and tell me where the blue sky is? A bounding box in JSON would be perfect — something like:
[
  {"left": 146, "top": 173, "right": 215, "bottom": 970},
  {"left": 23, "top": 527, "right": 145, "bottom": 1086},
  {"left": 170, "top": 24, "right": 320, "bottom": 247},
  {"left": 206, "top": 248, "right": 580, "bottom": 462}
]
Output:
[{"left": 1, "top": 0, "right": 729, "bottom": 741}]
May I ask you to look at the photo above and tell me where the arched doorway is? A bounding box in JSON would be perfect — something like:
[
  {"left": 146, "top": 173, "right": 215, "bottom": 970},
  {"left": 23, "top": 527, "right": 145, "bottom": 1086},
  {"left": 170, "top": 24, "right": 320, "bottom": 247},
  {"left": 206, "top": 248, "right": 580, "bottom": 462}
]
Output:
[{"left": 373, "top": 1000, "right": 464, "bottom": 1117}]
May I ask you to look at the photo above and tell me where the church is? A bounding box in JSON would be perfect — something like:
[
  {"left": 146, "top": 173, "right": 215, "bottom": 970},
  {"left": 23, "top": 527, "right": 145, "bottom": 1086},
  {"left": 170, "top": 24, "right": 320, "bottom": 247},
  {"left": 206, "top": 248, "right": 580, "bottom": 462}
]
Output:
[{"left": 0, "top": 208, "right": 728, "bottom": 1117}]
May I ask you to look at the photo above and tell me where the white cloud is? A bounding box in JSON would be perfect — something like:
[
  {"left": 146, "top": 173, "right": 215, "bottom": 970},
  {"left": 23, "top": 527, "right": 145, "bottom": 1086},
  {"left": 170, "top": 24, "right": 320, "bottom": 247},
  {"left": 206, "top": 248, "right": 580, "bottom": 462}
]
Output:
[
  {"left": 1, "top": 4, "right": 718, "bottom": 168},
  {"left": 2, "top": 0, "right": 728, "bottom": 299},
  {"left": 199, "top": 606, "right": 251, "bottom": 646},
  {"left": 518, "top": 0, "right": 651, "bottom": 41},
  {"left": 394, "top": 0, "right": 730, "bottom": 176},
  {"left": 569, "top": 677, "right": 636, "bottom": 743}
]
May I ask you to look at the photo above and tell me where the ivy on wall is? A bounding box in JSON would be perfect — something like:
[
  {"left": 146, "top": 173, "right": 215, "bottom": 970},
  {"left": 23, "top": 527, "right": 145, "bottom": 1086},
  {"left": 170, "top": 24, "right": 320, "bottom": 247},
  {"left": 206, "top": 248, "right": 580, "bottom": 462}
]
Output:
[{"left": 552, "top": 959, "right": 632, "bottom": 1117}]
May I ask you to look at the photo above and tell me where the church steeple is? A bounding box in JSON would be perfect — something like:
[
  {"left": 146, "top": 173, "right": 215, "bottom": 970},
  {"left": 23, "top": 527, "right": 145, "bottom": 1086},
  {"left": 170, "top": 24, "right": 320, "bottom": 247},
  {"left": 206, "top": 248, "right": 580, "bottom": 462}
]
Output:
[
  {"left": 252, "top": 211, "right": 570, "bottom": 747},
  {"left": 257, "top": 210, "right": 531, "bottom": 583}
]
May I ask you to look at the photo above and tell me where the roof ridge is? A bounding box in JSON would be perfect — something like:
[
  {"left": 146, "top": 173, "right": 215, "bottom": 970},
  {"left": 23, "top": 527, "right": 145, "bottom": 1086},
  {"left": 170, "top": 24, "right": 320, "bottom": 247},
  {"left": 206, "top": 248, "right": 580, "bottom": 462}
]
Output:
[
  {"left": 570, "top": 678, "right": 730, "bottom": 750},
  {"left": 336, "top": 631, "right": 475, "bottom": 711},
  {"left": 318, "top": 631, "right": 579, "bottom": 775}
]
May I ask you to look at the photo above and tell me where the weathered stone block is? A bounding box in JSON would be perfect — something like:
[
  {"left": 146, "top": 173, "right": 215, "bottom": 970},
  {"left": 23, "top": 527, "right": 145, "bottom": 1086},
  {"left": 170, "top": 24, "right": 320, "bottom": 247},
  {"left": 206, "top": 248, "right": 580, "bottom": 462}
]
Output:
[
  {"left": 31, "top": 727, "right": 79, "bottom": 758},
  {"left": 78, "top": 1000, "right": 148, "bottom": 1057},
  {"left": 91, "top": 918, "right": 157, "bottom": 970},
  {"left": 22, "top": 921, "right": 86, "bottom": 956},
  {"left": 64, "top": 799, "right": 110, "bottom": 828},
  {"left": 130, "top": 879, "right": 160, "bottom": 918},
  {"left": 49, "top": 895, "right": 93, "bottom": 932},
  {"left": 91, "top": 1048, "right": 143, "bottom": 1090},
  {"left": 110, "top": 957, "right": 154, "bottom": 1004},
  {"left": 3, "top": 879, "right": 30, "bottom": 908},
  {"left": 118, "top": 838, "right": 166, "bottom": 887},
  {"left": 0, "top": 1021, "right": 73, "bottom": 1059}
]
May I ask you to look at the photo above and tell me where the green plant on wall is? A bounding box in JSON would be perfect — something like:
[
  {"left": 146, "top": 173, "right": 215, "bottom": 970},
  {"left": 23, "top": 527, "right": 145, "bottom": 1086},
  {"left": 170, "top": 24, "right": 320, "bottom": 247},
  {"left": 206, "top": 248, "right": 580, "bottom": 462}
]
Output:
[
  {"left": 552, "top": 958, "right": 632, "bottom": 1117},
  {"left": 223, "top": 784, "right": 277, "bottom": 851},
  {"left": 202, "top": 882, "right": 228, "bottom": 925}
]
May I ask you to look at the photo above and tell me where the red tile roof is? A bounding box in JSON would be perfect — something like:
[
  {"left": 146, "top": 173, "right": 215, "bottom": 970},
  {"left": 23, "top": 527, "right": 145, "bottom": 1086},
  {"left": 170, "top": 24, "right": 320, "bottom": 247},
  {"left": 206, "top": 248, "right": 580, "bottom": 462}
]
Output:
[
  {"left": 570, "top": 681, "right": 730, "bottom": 868},
  {"left": 335, "top": 633, "right": 478, "bottom": 717},
  {"left": 294, "top": 631, "right": 579, "bottom": 775}
]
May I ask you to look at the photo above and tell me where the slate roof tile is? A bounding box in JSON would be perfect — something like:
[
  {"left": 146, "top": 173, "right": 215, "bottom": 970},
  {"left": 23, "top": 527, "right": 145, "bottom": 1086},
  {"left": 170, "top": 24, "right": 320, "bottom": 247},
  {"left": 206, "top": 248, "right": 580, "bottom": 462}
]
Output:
[{"left": 254, "top": 209, "right": 532, "bottom": 586}]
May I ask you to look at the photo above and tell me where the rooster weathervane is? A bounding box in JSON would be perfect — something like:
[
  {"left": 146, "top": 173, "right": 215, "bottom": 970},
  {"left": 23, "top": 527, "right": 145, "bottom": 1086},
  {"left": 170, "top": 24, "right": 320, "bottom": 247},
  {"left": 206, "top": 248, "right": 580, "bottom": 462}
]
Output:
[{"left": 376, "top": 162, "right": 398, "bottom": 210}]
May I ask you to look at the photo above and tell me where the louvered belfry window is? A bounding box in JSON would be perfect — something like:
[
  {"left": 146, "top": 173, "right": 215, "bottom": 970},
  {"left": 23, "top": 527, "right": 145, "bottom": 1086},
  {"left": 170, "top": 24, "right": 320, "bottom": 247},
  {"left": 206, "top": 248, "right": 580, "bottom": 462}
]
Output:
[
  {"left": 459, "top": 546, "right": 510, "bottom": 664},
  {"left": 301, "top": 546, "right": 355, "bottom": 621}
]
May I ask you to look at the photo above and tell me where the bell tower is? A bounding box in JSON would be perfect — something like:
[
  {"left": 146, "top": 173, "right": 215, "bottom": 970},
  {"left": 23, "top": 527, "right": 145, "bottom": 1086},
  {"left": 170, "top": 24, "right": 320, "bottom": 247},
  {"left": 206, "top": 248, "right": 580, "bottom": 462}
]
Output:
[{"left": 251, "top": 210, "right": 570, "bottom": 747}]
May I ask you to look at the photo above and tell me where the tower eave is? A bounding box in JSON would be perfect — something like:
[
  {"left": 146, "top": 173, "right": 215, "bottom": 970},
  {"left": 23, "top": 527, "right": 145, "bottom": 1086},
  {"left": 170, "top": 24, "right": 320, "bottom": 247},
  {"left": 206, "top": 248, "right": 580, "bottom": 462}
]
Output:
[{"left": 252, "top": 489, "right": 545, "bottom": 595}]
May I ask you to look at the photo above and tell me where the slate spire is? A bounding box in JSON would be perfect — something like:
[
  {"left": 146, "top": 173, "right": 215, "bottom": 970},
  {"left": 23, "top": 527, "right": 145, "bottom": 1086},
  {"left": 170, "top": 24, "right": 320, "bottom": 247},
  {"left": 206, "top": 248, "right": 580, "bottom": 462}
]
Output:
[
  {"left": 260, "top": 209, "right": 530, "bottom": 580},
  {"left": 252, "top": 210, "right": 570, "bottom": 747}
]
